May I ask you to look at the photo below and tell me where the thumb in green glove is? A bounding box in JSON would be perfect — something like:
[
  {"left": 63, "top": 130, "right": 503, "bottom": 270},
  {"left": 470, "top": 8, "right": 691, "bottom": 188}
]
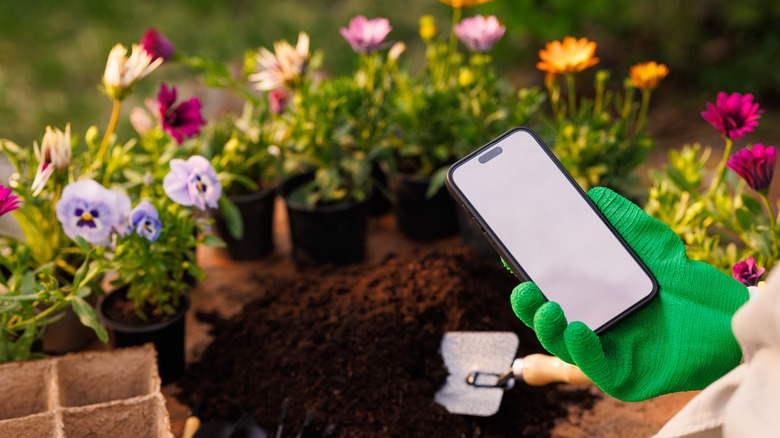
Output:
[{"left": 511, "top": 187, "right": 749, "bottom": 401}]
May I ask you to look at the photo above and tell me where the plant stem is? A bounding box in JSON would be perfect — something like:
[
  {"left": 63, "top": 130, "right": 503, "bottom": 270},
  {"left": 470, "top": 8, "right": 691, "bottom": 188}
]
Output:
[
  {"left": 634, "top": 89, "right": 651, "bottom": 136},
  {"left": 96, "top": 99, "right": 121, "bottom": 165},
  {"left": 593, "top": 75, "right": 604, "bottom": 117},
  {"left": 448, "top": 7, "right": 462, "bottom": 61},
  {"left": 8, "top": 300, "right": 66, "bottom": 331},
  {"left": 759, "top": 191, "right": 779, "bottom": 256},
  {"left": 706, "top": 137, "right": 733, "bottom": 197},
  {"left": 546, "top": 74, "right": 561, "bottom": 122},
  {"left": 445, "top": 7, "right": 462, "bottom": 85},
  {"left": 565, "top": 73, "right": 576, "bottom": 119}
]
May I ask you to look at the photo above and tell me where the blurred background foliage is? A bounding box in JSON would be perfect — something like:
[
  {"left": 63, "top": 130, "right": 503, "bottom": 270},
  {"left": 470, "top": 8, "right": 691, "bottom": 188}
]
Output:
[{"left": 2, "top": 0, "right": 779, "bottom": 144}]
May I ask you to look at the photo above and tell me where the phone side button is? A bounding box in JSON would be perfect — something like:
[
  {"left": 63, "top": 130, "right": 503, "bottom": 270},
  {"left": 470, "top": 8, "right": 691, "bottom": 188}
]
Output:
[{"left": 479, "top": 229, "right": 495, "bottom": 247}]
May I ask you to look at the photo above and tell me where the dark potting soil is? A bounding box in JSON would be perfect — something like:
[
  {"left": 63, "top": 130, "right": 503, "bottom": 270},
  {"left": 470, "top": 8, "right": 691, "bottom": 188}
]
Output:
[
  {"left": 101, "top": 291, "right": 182, "bottom": 327},
  {"left": 177, "top": 247, "right": 597, "bottom": 437}
]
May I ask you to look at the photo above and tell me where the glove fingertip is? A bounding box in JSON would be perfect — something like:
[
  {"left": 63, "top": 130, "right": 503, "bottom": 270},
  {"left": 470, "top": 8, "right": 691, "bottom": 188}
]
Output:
[
  {"left": 510, "top": 282, "right": 545, "bottom": 327},
  {"left": 564, "top": 322, "right": 610, "bottom": 383},
  {"left": 535, "top": 302, "right": 573, "bottom": 362}
]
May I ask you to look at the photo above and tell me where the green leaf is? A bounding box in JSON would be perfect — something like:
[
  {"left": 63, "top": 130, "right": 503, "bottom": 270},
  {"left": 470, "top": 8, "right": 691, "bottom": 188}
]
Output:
[
  {"left": 70, "top": 296, "right": 108, "bottom": 343},
  {"left": 0, "top": 293, "right": 41, "bottom": 301},
  {"left": 10, "top": 323, "right": 38, "bottom": 361},
  {"left": 218, "top": 196, "right": 244, "bottom": 239},
  {"left": 735, "top": 209, "right": 754, "bottom": 231},
  {"left": 741, "top": 194, "right": 765, "bottom": 216},
  {"left": 0, "top": 336, "right": 9, "bottom": 363},
  {"left": 75, "top": 286, "right": 92, "bottom": 299},
  {"left": 202, "top": 234, "right": 227, "bottom": 248},
  {"left": 426, "top": 167, "right": 449, "bottom": 199}
]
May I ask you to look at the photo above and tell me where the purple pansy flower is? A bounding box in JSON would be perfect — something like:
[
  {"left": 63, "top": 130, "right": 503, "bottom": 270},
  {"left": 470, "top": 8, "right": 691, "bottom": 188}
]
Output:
[
  {"left": 163, "top": 155, "right": 222, "bottom": 211},
  {"left": 129, "top": 200, "right": 162, "bottom": 242},
  {"left": 732, "top": 256, "right": 765, "bottom": 287},
  {"left": 55, "top": 180, "right": 130, "bottom": 246},
  {"left": 701, "top": 92, "right": 762, "bottom": 140},
  {"left": 454, "top": 15, "right": 506, "bottom": 53},
  {"left": 139, "top": 28, "right": 175, "bottom": 62},
  {"left": 726, "top": 143, "right": 777, "bottom": 192},
  {"left": 339, "top": 16, "right": 392, "bottom": 54},
  {"left": 158, "top": 83, "right": 206, "bottom": 145},
  {"left": 0, "top": 184, "right": 20, "bottom": 218}
]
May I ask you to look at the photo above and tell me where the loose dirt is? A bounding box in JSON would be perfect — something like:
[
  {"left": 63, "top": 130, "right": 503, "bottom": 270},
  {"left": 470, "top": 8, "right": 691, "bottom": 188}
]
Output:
[{"left": 176, "top": 246, "right": 596, "bottom": 437}]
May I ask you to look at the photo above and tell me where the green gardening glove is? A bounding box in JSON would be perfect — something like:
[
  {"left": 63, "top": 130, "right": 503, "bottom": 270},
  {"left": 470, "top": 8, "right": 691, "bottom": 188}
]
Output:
[{"left": 511, "top": 187, "right": 749, "bottom": 401}]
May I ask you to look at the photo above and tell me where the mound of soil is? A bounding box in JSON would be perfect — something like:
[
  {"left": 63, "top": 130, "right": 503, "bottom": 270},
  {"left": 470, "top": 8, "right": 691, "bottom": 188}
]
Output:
[{"left": 177, "top": 247, "right": 596, "bottom": 437}]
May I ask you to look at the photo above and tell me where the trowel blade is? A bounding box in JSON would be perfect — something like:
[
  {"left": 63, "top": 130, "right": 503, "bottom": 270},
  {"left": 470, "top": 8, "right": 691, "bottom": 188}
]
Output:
[{"left": 434, "top": 331, "right": 519, "bottom": 417}]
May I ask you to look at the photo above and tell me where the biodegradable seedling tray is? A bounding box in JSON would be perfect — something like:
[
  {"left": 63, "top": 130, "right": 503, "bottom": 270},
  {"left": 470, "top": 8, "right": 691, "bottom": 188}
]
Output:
[{"left": 0, "top": 344, "right": 173, "bottom": 438}]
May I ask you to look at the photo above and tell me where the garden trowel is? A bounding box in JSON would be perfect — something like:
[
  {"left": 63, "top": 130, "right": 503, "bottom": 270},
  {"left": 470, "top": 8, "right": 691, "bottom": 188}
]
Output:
[{"left": 435, "top": 331, "right": 591, "bottom": 417}]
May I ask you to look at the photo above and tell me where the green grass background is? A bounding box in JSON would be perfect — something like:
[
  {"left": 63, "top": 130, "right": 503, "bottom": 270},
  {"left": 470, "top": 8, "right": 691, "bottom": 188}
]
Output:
[{"left": 2, "top": 0, "right": 780, "bottom": 145}]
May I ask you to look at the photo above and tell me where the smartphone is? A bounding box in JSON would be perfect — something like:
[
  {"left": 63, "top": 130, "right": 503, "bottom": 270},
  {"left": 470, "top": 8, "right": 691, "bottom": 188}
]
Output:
[{"left": 446, "top": 127, "right": 657, "bottom": 334}]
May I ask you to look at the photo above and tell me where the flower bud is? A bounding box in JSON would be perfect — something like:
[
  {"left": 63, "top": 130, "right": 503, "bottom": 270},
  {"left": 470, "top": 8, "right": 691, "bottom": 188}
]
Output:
[
  {"left": 458, "top": 67, "right": 475, "bottom": 87},
  {"left": 269, "top": 88, "right": 289, "bottom": 115},
  {"left": 130, "top": 107, "right": 155, "bottom": 136},
  {"left": 419, "top": 15, "right": 437, "bottom": 42},
  {"left": 388, "top": 41, "right": 406, "bottom": 62}
]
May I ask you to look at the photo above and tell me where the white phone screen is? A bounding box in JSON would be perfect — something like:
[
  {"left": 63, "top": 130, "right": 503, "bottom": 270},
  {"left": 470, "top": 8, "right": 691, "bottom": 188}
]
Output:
[{"left": 447, "top": 128, "right": 656, "bottom": 333}]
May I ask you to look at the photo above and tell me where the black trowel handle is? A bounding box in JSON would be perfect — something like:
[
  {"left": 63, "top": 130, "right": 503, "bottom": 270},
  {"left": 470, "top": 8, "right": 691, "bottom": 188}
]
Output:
[{"left": 513, "top": 354, "right": 591, "bottom": 386}]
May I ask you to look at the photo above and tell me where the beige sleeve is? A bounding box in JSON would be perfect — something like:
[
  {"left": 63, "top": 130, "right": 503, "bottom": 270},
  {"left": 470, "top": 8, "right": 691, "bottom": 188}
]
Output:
[{"left": 653, "top": 268, "right": 780, "bottom": 438}]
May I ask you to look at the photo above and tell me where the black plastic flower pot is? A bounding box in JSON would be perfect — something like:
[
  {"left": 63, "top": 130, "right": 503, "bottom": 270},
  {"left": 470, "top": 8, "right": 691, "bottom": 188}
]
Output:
[
  {"left": 281, "top": 173, "right": 369, "bottom": 266},
  {"left": 213, "top": 186, "right": 277, "bottom": 260},
  {"left": 368, "top": 163, "right": 391, "bottom": 216},
  {"left": 98, "top": 286, "right": 189, "bottom": 385},
  {"left": 456, "top": 207, "right": 500, "bottom": 263},
  {"left": 389, "top": 172, "right": 459, "bottom": 241}
]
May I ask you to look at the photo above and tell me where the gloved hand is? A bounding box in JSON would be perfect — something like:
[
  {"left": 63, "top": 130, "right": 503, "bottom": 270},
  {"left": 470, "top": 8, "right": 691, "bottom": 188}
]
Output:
[{"left": 511, "top": 187, "right": 749, "bottom": 401}]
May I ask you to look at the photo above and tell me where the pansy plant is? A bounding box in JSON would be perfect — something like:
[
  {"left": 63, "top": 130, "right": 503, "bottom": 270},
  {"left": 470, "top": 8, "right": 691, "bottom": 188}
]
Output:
[{"left": 100, "top": 155, "right": 224, "bottom": 320}]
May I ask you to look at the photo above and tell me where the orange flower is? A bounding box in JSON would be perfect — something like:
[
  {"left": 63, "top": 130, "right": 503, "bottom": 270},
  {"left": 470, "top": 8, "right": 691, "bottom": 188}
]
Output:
[
  {"left": 537, "top": 36, "right": 599, "bottom": 75},
  {"left": 629, "top": 61, "right": 669, "bottom": 90},
  {"left": 438, "top": 0, "right": 492, "bottom": 8}
]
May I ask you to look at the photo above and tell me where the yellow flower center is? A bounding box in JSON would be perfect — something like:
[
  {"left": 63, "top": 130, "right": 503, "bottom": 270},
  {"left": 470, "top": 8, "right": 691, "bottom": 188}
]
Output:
[{"left": 81, "top": 212, "right": 93, "bottom": 221}]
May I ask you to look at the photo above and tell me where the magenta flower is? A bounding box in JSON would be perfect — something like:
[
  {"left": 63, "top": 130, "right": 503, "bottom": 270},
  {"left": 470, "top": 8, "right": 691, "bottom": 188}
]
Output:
[
  {"left": 269, "top": 88, "right": 289, "bottom": 114},
  {"left": 733, "top": 256, "right": 765, "bottom": 287},
  {"left": 158, "top": 83, "right": 206, "bottom": 145},
  {"left": 454, "top": 15, "right": 506, "bottom": 53},
  {"left": 139, "top": 28, "right": 174, "bottom": 62},
  {"left": 339, "top": 16, "right": 392, "bottom": 54},
  {"left": 0, "top": 184, "right": 20, "bottom": 218},
  {"left": 726, "top": 143, "right": 777, "bottom": 192},
  {"left": 701, "top": 92, "right": 762, "bottom": 140}
]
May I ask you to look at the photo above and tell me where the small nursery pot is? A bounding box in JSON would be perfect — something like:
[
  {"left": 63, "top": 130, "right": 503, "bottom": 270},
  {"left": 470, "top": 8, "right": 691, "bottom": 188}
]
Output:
[
  {"left": 281, "top": 173, "right": 369, "bottom": 266},
  {"left": 389, "top": 172, "right": 459, "bottom": 241},
  {"left": 368, "top": 163, "right": 391, "bottom": 216},
  {"left": 98, "top": 286, "right": 189, "bottom": 385},
  {"left": 41, "top": 293, "right": 99, "bottom": 354},
  {"left": 213, "top": 185, "right": 277, "bottom": 260}
]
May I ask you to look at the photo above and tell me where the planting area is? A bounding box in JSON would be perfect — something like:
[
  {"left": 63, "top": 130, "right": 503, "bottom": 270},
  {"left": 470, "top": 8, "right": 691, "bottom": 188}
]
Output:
[{"left": 163, "top": 208, "right": 698, "bottom": 437}]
